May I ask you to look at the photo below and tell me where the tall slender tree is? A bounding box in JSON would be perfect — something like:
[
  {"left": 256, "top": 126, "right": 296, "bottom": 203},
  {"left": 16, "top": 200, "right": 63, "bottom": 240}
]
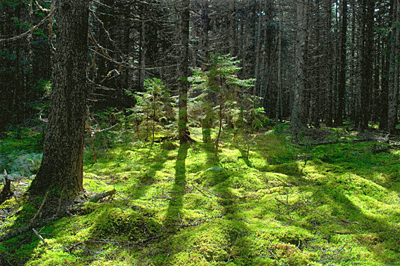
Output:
[
  {"left": 336, "top": 0, "right": 347, "bottom": 126},
  {"left": 178, "top": 0, "right": 190, "bottom": 144},
  {"left": 389, "top": 0, "right": 399, "bottom": 133},
  {"left": 291, "top": 0, "right": 308, "bottom": 130}
]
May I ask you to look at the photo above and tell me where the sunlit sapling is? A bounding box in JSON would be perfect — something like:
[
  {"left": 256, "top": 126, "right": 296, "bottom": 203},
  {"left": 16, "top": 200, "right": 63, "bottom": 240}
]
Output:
[
  {"left": 191, "top": 54, "right": 255, "bottom": 154},
  {"left": 125, "top": 78, "right": 173, "bottom": 145}
]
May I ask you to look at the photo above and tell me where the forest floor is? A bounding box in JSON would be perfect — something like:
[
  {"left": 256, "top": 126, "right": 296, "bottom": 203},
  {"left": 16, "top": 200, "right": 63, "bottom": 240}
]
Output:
[{"left": 0, "top": 124, "right": 400, "bottom": 265}]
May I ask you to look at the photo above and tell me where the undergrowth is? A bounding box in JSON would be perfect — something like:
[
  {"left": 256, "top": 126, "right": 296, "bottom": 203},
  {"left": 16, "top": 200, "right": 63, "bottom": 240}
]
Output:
[{"left": 0, "top": 126, "right": 399, "bottom": 265}]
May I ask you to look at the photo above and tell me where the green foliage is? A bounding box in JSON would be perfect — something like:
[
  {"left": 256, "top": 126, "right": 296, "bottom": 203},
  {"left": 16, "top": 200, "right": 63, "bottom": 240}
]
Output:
[
  {"left": 124, "top": 78, "right": 174, "bottom": 144},
  {"left": 0, "top": 151, "right": 42, "bottom": 179},
  {"left": 0, "top": 1, "right": 22, "bottom": 7},
  {"left": 31, "top": 79, "right": 52, "bottom": 118},
  {"left": 190, "top": 53, "right": 256, "bottom": 153}
]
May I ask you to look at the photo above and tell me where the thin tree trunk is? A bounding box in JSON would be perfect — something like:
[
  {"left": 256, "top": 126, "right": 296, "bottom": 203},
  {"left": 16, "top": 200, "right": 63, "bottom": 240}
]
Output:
[
  {"left": 276, "top": 4, "right": 283, "bottom": 123},
  {"left": 389, "top": 0, "right": 399, "bottom": 133},
  {"left": 254, "top": 0, "right": 262, "bottom": 96},
  {"left": 178, "top": 0, "right": 190, "bottom": 144},
  {"left": 229, "top": 0, "right": 236, "bottom": 57},
  {"left": 324, "top": 0, "right": 333, "bottom": 126},
  {"left": 139, "top": 21, "right": 146, "bottom": 90},
  {"left": 336, "top": 0, "right": 347, "bottom": 126},
  {"left": 291, "top": 0, "right": 308, "bottom": 130}
]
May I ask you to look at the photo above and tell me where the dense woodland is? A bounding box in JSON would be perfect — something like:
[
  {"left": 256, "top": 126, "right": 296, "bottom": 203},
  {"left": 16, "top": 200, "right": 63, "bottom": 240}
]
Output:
[
  {"left": 2, "top": 0, "right": 400, "bottom": 132},
  {"left": 1, "top": 0, "right": 400, "bottom": 265}
]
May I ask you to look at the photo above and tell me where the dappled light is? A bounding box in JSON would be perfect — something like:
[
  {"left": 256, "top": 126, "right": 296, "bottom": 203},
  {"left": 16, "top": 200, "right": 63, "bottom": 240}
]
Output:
[{"left": 1, "top": 125, "right": 400, "bottom": 265}]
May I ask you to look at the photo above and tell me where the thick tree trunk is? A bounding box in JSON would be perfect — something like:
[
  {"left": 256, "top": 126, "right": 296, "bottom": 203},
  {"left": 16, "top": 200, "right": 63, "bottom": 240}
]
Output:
[{"left": 29, "top": 0, "right": 90, "bottom": 197}]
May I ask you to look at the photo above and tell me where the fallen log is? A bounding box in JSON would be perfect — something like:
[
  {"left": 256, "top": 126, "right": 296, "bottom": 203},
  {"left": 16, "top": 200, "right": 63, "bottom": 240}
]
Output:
[{"left": 89, "top": 189, "right": 116, "bottom": 203}]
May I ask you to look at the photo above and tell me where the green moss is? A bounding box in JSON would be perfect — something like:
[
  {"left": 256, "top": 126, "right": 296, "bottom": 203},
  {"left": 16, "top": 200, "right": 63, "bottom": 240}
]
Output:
[
  {"left": 268, "top": 162, "right": 304, "bottom": 176},
  {"left": 89, "top": 205, "right": 161, "bottom": 241},
  {"left": 2, "top": 125, "right": 400, "bottom": 265}
]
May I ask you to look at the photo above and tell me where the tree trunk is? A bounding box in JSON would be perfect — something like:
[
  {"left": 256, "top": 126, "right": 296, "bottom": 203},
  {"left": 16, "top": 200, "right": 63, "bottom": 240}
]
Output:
[
  {"left": 324, "top": 0, "right": 333, "bottom": 127},
  {"left": 336, "top": 0, "right": 347, "bottom": 126},
  {"left": 276, "top": 4, "right": 283, "bottom": 123},
  {"left": 253, "top": 0, "right": 262, "bottom": 96},
  {"left": 198, "top": 0, "right": 212, "bottom": 143},
  {"left": 389, "top": 0, "right": 399, "bottom": 133},
  {"left": 291, "top": 0, "right": 308, "bottom": 130},
  {"left": 139, "top": 21, "right": 146, "bottom": 90},
  {"left": 229, "top": 0, "right": 236, "bottom": 57},
  {"left": 29, "top": 0, "right": 90, "bottom": 197},
  {"left": 349, "top": 0, "right": 357, "bottom": 122},
  {"left": 178, "top": 0, "right": 190, "bottom": 144},
  {"left": 358, "top": 0, "right": 374, "bottom": 131}
]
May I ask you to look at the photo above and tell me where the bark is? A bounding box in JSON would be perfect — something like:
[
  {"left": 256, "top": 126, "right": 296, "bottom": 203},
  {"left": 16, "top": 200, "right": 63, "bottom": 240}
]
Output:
[
  {"left": 198, "top": 0, "right": 212, "bottom": 143},
  {"left": 349, "top": 0, "right": 357, "bottom": 122},
  {"left": 324, "top": 0, "right": 333, "bottom": 127},
  {"left": 276, "top": 4, "right": 283, "bottom": 123},
  {"left": 253, "top": 0, "right": 262, "bottom": 96},
  {"left": 291, "top": 0, "right": 308, "bottom": 130},
  {"left": 380, "top": 2, "right": 393, "bottom": 130},
  {"left": 359, "top": 0, "right": 374, "bottom": 130},
  {"left": 178, "top": 0, "right": 190, "bottom": 144},
  {"left": 29, "top": 0, "right": 90, "bottom": 197},
  {"left": 389, "top": 0, "right": 399, "bottom": 133},
  {"left": 336, "top": 0, "right": 347, "bottom": 126},
  {"left": 139, "top": 21, "right": 146, "bottom": 90},
  {"left": 229, "top": 0, "right": 236, "bottom": 57}
]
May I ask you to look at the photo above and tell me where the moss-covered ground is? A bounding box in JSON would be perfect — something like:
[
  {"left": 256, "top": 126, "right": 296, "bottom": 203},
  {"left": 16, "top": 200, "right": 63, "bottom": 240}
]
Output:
[{"left": 0, "top": 125, "right": 400, "bottom": 265}]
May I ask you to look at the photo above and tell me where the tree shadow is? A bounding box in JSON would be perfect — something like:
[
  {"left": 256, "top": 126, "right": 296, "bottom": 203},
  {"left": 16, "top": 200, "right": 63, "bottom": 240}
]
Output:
[
  {"left": 131, "top": 149, "right": 171, "bottom": 200},
  {"left": 270, "top": 160, "right": 400, "bottom": 264},
  {"left": 204, "top": 149, "right": 253, "bottom": 264},
  {"left": 237, "top": 147, "right": 253, "bottom": 168},
  {"left": 164, "top": 143, "right": 189, "bottom": 231}
]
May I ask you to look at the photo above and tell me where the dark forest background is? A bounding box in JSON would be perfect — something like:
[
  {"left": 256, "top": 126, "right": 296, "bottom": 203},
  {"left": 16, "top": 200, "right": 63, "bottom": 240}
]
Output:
[{"left": 1, "top": 0, "right": 399, "bottom": 132}]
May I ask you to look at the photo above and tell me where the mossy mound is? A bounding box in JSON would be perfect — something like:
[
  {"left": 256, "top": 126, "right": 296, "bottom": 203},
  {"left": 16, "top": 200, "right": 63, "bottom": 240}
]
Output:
[{"left": 83, "top": 203, "right": 161, "bottom": 242}]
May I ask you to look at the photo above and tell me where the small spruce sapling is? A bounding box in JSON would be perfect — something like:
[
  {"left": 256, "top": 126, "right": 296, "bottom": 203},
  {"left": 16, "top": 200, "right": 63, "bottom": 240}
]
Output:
[
  {"left": 125, "top": 78, "right": 172, "bottom": 145},
  {"left": 190, "top": 53, "right": 255, "bottom": 155}
]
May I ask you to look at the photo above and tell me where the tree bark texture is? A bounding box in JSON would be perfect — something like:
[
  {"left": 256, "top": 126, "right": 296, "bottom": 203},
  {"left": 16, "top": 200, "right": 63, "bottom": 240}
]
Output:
[
  {"left": 336, "top": 0, "right": 347, "bottom": 126},
  {"left": 291, "top": 0, "right": 308, "bottom": 130},
  {"left": 322, "top": 0, "right": 333, "bottom": 127},
  {"left": 389, "top": 0, "right": 399, "bottom": 133},
  {"left": 178, "top": 0, "right": 190, "bottom": 144},
  {"left": 29, "top": 0, "right": 90, "bottom": 196}
]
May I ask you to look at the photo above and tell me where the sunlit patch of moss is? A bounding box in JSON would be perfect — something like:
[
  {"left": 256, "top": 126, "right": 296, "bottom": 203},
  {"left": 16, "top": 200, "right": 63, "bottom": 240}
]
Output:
[
  {"left": 88, "top": 204, "right": 161, "bottom": 241},
  {"left": 3, "top": 125, "right": 400, "bottom": 265}
]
